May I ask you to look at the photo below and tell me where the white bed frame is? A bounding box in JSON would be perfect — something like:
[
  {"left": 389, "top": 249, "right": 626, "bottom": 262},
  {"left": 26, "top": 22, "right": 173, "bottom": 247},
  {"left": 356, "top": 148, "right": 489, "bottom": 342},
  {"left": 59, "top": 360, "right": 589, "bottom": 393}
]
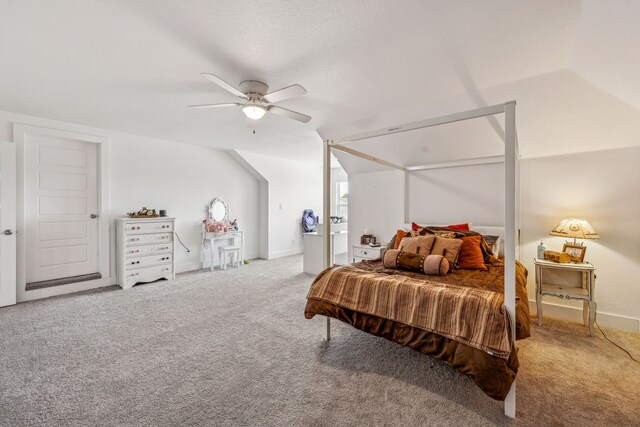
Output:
[{"left": 321, "top": 101, "right": 520, "bottom": 418}]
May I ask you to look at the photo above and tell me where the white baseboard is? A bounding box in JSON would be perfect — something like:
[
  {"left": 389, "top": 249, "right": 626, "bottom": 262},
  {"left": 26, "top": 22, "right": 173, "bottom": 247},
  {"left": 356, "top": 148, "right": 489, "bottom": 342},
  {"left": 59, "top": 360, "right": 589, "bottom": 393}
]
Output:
[
  {"left": 17, "top": 277, "right": 114, "bottom": 302},
  {"left": 529, "top": 299, "right": 639, "bottom": 334},
  {"left": 177, "top": 261, "right": 204, "bottom": 273},
  {"left": 268, "top": 248, "right": 302, "bottom": 260}
]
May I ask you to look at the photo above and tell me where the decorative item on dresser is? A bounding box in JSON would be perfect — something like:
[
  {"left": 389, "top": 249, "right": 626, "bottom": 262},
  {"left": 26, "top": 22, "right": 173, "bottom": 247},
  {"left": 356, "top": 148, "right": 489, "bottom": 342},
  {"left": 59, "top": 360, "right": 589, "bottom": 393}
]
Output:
[
  {"left": 116, "top": 217, "right": 176, "bottom": 289},
  {"left": 352, "top": 243, "right": 386, "bottom": 263},
  {"left": 534, "top": 258, "right": 596, "bottom": 336}
]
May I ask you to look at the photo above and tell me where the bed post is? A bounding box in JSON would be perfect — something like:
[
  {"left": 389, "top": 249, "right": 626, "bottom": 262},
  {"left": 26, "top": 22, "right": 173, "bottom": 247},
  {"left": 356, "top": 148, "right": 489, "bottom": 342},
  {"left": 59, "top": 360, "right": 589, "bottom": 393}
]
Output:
[
  {"left": 403, "top": 170, "right": 410, "bottom": 223},
  {"left": 504, "top": 101, "right": 517, "bottom": 418},
  {"left": 322, "top": 139, "right": 332, "bottom": 340}
]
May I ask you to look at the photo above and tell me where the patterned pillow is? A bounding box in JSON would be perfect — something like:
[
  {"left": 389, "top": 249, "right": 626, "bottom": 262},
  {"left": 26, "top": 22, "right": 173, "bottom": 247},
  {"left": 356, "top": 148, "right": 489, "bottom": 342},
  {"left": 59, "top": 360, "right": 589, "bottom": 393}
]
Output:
[
  {"left": 430, "top": 237, "right": 464, "bottom": 271},
  {"left": 397, "top": 235, "right": 435, "bottom": 255},
  {"left": 383, "top": 250, "right": 449, "bottom": 276}
]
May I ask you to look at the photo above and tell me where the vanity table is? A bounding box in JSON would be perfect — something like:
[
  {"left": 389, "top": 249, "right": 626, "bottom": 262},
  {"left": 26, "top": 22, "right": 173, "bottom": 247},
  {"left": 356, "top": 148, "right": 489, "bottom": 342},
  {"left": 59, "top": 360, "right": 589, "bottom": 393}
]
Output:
[
  {"left": 201, "top": 197, "right": 245, "bottom": 270},
  {"left": 202, "top": 229, "right": 244, "bottom": 270}
]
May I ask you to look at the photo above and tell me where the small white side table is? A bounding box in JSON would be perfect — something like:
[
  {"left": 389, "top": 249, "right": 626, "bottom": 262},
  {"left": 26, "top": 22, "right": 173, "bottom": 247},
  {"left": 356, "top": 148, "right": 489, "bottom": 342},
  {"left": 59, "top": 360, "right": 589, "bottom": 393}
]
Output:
[
  {"left": 534, "top": 258, "right": 596, "bottom": 336},
  {"left": 352, "top": 244, "right": 387, "bottom": 263}
]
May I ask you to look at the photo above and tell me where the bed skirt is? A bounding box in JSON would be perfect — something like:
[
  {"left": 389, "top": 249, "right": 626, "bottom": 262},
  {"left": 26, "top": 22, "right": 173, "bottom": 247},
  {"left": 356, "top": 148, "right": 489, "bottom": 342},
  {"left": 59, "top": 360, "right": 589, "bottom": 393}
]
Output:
[{"left": 305, "top": 299, "right": 519, "bottom": 401}]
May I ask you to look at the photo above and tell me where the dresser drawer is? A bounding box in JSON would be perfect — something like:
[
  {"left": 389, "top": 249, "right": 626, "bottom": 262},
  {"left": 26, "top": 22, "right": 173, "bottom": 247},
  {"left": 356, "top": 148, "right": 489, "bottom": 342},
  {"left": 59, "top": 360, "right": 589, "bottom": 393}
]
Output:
[
  {"left": 124, "top": 245, "right": 154, "bottom": 258},
  {"left": 125, "top": 221, "right": 174, "bottom": 235},
  {"left": 124, "top": 233, "right": 173, "bottom": 246},
  {"left": 154, "top": 243, "right": 173, "bottom": 254},
  {"left": 124, "top": 243, "right": 173, "bottom": 258},
  {"left": 126, "top": 253, "right": 173, "bottom": 270},
  {"left": 353, "top": 247, "right": 380, "bottom": 259},
  {"left": 124, "top": 264, "right": 173, "bottom": 287}
]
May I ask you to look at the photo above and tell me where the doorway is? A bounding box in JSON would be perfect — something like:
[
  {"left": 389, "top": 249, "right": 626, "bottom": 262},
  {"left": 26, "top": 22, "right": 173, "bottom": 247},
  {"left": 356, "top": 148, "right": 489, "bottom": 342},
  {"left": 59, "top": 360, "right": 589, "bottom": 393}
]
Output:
[{"left": 14, "top": 124, "right": 111, "bottom": 301}]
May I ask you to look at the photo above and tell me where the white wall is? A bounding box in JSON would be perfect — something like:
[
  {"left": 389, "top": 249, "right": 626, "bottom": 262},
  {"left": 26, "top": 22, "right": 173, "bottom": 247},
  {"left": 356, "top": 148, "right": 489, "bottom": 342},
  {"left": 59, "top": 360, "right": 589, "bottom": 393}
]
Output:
[
  {"left": 348, "top": 148, "right": 640, "bottom": 331},
  {"left": 0, "top": 110, "right": 260, "bottom": 284},
  {"left": 235, "top": 151, "right": 322, "bottom": 259}
]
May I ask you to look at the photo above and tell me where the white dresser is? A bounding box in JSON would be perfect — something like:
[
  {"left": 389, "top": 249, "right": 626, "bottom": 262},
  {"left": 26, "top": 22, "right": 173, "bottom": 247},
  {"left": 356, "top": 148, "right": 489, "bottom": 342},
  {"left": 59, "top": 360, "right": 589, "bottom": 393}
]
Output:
[{"left": 116, "top": 217, "right": 176, "bottom": 289}]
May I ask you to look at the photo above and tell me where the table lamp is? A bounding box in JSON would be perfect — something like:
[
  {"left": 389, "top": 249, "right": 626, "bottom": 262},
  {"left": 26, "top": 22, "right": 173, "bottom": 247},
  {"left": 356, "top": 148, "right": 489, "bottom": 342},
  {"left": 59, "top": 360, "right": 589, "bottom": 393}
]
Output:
[{"left": 549, "top": 218, "right": 600, "bottom": 245}]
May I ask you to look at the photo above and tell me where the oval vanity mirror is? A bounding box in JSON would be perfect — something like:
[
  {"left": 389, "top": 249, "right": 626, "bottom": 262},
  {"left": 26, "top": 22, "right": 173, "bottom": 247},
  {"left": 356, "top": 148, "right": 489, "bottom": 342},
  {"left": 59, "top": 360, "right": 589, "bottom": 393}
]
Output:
[{"left": 209, "top": 198, "right": 229, "bottom": 222}]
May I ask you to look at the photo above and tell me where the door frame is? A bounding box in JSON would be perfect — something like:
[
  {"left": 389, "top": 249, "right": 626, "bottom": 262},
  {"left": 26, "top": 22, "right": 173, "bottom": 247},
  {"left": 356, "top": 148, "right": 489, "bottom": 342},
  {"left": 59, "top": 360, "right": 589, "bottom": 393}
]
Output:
[
  {"left": 14, "top": 124, "right": 111, "bottom": 302},
  {"left": 0, "top": 141, "right": 17, "bottom": 307}
]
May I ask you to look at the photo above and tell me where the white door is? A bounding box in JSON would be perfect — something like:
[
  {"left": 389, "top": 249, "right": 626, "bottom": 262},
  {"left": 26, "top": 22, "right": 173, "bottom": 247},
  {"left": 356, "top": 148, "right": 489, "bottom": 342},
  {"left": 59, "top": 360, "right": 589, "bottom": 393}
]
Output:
[
  {"left": 25, "top": 134, "right": 99, "bottom": 283},
  {"left": 0, "top": 142, "right": 17, "bottom": 307}
]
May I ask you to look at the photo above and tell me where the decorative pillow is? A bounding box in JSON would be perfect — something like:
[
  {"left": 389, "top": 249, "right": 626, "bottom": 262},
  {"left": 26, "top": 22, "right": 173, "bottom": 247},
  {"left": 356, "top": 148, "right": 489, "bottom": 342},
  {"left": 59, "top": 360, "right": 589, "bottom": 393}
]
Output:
[
  {"left": 397, "top": 235, "right": 435, "bottom": 255},
  {"left": 383, "top": 250, "right": 449, "bottom": 276},
  {"left": 430, "top": 236, "right": 464, "bottom": 271},
  {"left": 429, "top": 230, "right": 460, "bottom": 239},
  {"left": 446, "top": 223, "right": 470, "bottom": 230},
  {"left": 483, "top": 235, "right": 501, "bottom": 258},
  {"left": 393, "top": 229, "right": 409, "bottom": 249},
  {"left": 456, "top": 236, "right": 488, "bottom": 270},
  {"left": 412, "top": 222, "right": 471, "bottom": 231}
]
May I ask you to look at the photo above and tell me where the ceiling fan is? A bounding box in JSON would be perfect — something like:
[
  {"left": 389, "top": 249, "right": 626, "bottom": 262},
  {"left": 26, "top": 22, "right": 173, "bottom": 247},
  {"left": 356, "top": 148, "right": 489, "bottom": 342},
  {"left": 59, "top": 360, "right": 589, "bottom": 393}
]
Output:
[{"left": 189, "top": 73, "right": 311, "bottom": 123}]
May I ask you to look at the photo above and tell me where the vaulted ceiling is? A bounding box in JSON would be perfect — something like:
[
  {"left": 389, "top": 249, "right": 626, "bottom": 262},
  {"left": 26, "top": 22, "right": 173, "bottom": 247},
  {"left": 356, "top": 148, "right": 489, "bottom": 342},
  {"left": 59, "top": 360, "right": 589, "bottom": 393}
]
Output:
[{"left": 1, "top": 1, "right": 639, "bottom": 166}]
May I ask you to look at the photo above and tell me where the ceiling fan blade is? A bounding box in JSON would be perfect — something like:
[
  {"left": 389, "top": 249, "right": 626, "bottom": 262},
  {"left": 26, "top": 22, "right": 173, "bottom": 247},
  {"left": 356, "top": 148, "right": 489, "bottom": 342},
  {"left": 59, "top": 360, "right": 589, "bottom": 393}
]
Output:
[
  {"left": 201, "top": 73, "right": 248, "bottom": 99},
  {"left": 188, "top": 103, "right": 242, "bottom": 109},
  {"left": 268, "top": 105, "right": 311, "bottom": 123},
  {"left": 263, "top": 84, "right": 306, "bottom": 103}
]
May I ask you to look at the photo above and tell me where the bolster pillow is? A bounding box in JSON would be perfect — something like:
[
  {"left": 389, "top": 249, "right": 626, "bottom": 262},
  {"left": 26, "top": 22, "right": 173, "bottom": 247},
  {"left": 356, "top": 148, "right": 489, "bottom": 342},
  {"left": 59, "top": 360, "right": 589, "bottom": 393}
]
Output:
[{"left": 383, "top": 249, "right": 449, "bottom": 276}]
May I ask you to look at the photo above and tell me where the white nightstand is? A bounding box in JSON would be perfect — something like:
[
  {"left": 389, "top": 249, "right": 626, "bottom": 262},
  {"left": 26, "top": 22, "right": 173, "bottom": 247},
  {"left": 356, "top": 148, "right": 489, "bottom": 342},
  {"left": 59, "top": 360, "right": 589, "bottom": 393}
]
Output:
[
  {"left": 352, "top": 244, "right": 386, "bottom": 263},
  {"left": 534, "top": 258, "right": 596, "bottom": 336}
]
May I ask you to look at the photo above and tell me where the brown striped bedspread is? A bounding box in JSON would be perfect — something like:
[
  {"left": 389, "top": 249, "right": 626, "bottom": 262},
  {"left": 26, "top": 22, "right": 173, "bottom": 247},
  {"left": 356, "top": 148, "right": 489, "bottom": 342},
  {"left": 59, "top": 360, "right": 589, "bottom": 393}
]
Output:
[{"left": 304, "top": 258, "right": 530, "bottom": 400}]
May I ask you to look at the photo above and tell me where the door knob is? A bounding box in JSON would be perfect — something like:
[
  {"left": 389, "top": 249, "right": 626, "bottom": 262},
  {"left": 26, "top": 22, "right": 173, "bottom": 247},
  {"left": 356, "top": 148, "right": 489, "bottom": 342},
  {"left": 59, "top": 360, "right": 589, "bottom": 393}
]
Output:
[
  {"left": 3, "top": 229, "right": 14, "bottom": 235},
  {"left": 90, "top": 214, "right": 98, "bottom": 219}
]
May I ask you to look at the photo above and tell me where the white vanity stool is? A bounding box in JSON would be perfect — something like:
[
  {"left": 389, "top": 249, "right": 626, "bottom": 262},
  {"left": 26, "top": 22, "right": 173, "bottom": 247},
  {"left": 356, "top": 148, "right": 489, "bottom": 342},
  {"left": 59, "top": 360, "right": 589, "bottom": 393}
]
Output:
[{"left": 218, "top": 246, "right": 240, "bottom": 270}]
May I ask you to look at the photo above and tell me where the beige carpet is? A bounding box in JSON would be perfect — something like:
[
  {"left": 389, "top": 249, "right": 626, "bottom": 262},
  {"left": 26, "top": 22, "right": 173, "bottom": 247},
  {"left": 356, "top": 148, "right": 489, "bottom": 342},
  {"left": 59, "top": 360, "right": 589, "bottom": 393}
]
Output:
[{"left": 1, "top": 255, "right": 638, "bottom": 426}]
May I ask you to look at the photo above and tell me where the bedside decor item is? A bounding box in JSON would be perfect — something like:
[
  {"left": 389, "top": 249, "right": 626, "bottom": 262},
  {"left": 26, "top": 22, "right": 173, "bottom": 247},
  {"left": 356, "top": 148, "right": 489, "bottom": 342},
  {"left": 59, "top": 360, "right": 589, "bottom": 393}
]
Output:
[
  {"left": 127, "top": 207, "right": 158, "bottom": 218},
  {"left": 360, "top": 234, "right": 376, "bottom": 245},
  {"left": 549, "top": 218, "right": 599, "bottom": 262},
  {"left": 159, "top": 210, "right": 167, "bottom": 217},
  {"left": 536, "top": 240, "right": 547, "bottom": 260},
  {"left": 562, "top": 243, "right": 587, "bottom": 263},
  {"left": 543, "top": 250, "right": 571, "bottom": 263},
  {"left": 549, "top": 218, "right": 600, "bottom": 244}
]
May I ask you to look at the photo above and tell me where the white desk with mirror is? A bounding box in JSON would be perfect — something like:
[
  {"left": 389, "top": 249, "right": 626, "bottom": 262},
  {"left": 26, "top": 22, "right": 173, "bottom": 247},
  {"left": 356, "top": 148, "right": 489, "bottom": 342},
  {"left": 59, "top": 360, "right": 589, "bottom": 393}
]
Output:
[{"left": 201, "top": 197, "right": 245, "bottom": 270}]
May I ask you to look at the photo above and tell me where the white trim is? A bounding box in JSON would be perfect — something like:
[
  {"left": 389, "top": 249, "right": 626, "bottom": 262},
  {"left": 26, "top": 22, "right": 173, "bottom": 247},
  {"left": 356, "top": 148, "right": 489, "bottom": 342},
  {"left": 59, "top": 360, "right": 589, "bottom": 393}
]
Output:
[
  {"left": 18, "top": 277, "right": 113, "bottom": 302},
  {"left": 13, "top": 123, "right": 111, "bottom": 302},
  {"left": 528, "top": 300, "right": 640, "bottom": 334},
  {"left": 0, "top": 141, "right": 17, "bottom": 307},
  {"left": 331, "top": 102, "right": 509, "bottom": 144},
  {"left": 268, "top": 248, "right": 302, "bottom": 259}
]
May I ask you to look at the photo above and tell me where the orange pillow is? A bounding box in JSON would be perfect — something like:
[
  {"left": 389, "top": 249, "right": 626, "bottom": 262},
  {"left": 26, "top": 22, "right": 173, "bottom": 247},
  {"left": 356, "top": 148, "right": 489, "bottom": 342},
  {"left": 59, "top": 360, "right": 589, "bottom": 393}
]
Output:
[
  {"left": 393, "top": 229, "right": 409, "bottom": 249},
  {"left": 457, "top": 236, "right": 488, "bottom": 270}
]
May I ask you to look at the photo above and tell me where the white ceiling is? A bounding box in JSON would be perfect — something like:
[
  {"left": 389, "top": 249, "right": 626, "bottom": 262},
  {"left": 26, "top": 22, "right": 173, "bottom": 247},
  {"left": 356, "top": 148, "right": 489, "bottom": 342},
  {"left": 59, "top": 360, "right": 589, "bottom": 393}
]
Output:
[{"left": 1, "top": 1, "right": 639, "bottom": 165}]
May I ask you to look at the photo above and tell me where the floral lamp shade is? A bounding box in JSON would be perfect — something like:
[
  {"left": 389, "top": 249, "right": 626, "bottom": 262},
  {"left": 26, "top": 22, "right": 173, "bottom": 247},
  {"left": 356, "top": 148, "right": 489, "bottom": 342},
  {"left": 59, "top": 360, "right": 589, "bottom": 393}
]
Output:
[{"left": 549, "top": 218, "right": 600, "bottom": 243}]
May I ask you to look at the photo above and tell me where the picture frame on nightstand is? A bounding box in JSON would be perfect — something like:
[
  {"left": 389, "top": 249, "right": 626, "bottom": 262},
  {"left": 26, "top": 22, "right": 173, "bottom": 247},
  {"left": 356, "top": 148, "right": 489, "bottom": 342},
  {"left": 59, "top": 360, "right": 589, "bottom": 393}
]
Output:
[{"left": 562, "top": 242, "right": 586, "bottom": 263}]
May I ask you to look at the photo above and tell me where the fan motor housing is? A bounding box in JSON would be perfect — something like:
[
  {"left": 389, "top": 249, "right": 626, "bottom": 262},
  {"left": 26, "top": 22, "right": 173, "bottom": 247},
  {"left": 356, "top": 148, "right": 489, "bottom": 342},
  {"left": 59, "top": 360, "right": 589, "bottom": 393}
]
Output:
[{"left": 240, "top": 80, "right": 269, "bottom": 98}]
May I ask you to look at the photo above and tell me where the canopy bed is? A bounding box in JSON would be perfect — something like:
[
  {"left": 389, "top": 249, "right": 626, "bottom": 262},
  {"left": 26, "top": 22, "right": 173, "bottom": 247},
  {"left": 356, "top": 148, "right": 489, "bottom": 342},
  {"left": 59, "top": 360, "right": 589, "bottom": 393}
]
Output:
[{"left": 305, "top": 102, "right": 522, "bottom": 418}]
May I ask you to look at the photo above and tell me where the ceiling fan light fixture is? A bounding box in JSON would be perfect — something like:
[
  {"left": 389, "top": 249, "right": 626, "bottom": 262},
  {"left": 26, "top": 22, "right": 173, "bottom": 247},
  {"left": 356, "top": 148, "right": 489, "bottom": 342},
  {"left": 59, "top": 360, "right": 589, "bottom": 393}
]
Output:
[{"left": 242, "top": 102, "right": 267, "bottom": 120}]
